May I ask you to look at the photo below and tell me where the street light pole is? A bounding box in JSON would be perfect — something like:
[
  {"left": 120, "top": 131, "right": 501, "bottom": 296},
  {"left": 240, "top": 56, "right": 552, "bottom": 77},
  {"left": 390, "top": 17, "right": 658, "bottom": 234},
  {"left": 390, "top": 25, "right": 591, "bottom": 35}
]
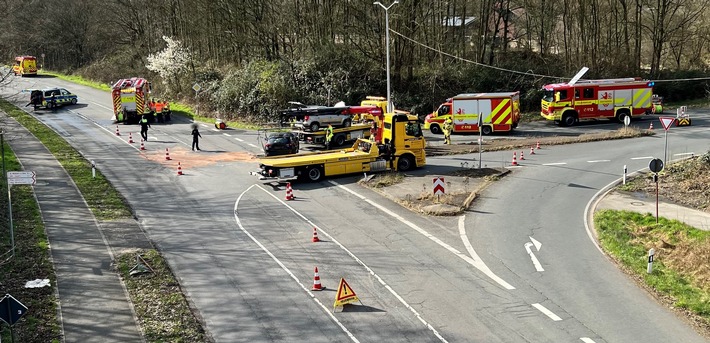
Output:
[{"left": 374, "top": 1, "right": 398, "bottom": 113}]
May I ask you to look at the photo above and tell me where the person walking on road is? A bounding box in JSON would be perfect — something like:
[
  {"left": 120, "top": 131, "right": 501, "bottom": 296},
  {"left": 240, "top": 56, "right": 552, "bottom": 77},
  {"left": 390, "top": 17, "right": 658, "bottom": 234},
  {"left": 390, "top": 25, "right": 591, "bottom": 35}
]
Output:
[
  {"left": 191, "top": 124, "right": 202, "bottom": 151},
  {"left": 139, "top": 115, "right": 150, "bottom": 141},
  {"left": 443, "top": 117, "right": 453, "bottom": 145}
]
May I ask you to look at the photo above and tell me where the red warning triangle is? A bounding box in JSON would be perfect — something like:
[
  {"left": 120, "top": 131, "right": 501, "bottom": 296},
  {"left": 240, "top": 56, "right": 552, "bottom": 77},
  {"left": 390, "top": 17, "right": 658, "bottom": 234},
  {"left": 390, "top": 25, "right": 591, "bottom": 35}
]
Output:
[{"left": 333, "top": 278, "right": 359, "bottom": 308}]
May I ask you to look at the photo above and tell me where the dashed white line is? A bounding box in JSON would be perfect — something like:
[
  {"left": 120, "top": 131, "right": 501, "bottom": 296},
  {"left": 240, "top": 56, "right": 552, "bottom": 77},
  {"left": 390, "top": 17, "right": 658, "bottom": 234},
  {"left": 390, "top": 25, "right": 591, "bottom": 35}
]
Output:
[
  {"left": 586, "top": 160, "right": 610, "bottom": 163},
  {"left": 631, "top": 156, "right": 653, "bottom": 160},
  {"left": 673, "top": 152, "right": 695, "bottom": 157},
  {"left": 248, "top": 143, "right": 258, "bottom": 148},
  {"left": 222, "top": 133, "right": 232, "bottom": 136},
  {"left": 580, "top": 338, "right": 596, "bottom": 343},
  {"left": 532, "top": 303, "right": 562, "bottom": 321},
  {"left": 211, "top": 129, "right": 220, "bottom": 132},
  {"left": 542, "top": 162, "right": 566, "bottom": 166},
  {"left": 234, "top": 137, "right": 244, "bottom": 142}
]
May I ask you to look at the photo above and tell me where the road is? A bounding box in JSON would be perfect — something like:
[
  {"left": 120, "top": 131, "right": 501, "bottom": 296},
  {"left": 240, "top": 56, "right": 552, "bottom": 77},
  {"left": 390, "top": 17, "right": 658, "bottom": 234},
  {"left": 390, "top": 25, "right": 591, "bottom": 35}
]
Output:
[{"left": 2, "top": 75, "right": 708, "bottom": 342}]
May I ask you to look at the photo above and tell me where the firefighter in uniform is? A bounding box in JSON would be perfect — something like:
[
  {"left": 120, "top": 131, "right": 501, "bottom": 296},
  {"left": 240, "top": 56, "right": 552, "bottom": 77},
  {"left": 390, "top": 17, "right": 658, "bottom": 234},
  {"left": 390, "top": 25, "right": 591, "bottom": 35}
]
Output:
[
  {"left": 139, "top": 115, "right": 150, "bottom": 141},
  {"left": 443, "top": 117, "right": 453, "bottom": 145},
  {"left": 155, "top": 100, "right": 164, "bottom": 123},
  {"left": 325, "top": 124, "right": 334, "bottom": 149}
]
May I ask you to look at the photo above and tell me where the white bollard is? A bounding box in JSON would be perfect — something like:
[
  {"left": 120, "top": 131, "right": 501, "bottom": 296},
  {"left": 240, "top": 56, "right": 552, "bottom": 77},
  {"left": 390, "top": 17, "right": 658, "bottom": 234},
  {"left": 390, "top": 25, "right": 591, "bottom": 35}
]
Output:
[
  {"left": 623, "top": 165, "right": 627, "bottom": 185},
  {"left": 647, "top": 248, "right": 655, "bottom": 274},
  {"left": 91, "top": 160, "right": 96, "bottom": 179}
]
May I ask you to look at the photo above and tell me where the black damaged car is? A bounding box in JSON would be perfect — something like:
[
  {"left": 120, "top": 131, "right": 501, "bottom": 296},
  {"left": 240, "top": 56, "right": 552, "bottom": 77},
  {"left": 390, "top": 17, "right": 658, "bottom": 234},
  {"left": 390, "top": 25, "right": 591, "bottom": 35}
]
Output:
[{"left": 263, "top": 132, "right": 299, "bottom": 156}]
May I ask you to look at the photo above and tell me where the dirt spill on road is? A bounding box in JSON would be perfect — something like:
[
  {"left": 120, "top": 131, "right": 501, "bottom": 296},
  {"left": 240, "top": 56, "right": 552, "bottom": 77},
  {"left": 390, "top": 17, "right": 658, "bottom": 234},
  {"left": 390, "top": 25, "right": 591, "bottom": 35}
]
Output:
[{"left": 141, "top": 146, "right": 257, "bottom": 168}]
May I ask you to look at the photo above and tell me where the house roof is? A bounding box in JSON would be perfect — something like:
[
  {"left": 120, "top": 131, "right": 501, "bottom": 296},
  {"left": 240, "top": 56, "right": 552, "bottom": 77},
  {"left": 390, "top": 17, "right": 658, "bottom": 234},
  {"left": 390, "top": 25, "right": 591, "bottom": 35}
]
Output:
[{"left": 442, "top": 16, "right": 476, "bottom": 27}]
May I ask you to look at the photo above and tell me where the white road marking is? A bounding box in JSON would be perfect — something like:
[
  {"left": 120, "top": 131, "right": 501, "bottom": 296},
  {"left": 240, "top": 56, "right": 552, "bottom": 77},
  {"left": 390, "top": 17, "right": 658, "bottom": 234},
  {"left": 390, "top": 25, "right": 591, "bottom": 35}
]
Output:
[
  {"left": 234, "top": 137, "right": 244, "bottom": 142},
  {"left": 222, "top": 133, "right": 231, "bottom": 136},
  {"left": 630, "top": 156, "right": 653, "bottom": 160},
  {"left": 529, "top": 236, "right": 541, "bottom": 251},
  {"left": 673, "top": 152, "right": 695, "bottom": 157},
  {"left": 332, "top": 181, "right": 515, "bottom": 290},
  {"left": 586, "top": 160, "right": 610, "bottom": 163},
  {"left": 247, "top": 185, "right": 450, "bottom": 343},
  {"left": 457, "top": 216, "right": 515, "bottom": 289},
  {"left": 532, "top": 303, "right": 562, "bottom": 321},
  {"left": 248, "top": 143, "right": 258, "bottom": 148},
  {"left": 524, "top": 242, "right": 544, "bottom": 272},
  {"left": 542, "top": 162, "right": 566, "bottom": 166},
  {"left": 233, "top": 185, "right": 361, "bottom": 343},
  {"left": 88, "top": 101, "right": 114, "bottom": 111},
  {"left": 580, "top": 338, "right": 596, "bottom": 343},
  {"left": 211, "top": 129, "right": 220, "bottom": 132}
]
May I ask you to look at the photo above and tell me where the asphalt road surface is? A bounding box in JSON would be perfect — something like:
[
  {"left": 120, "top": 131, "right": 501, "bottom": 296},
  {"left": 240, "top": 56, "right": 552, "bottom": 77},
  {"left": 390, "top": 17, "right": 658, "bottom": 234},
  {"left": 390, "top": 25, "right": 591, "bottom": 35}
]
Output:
[{"left": 2, "top": 75, "right": 709, "bottom": 342}]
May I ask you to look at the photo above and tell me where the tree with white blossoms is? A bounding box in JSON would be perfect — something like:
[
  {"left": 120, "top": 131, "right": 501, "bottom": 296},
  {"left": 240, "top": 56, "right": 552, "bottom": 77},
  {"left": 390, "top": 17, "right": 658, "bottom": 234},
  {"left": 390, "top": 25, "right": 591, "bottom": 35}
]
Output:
[{"left": 146, "top": 36, "right": 190, "bottom": 94}]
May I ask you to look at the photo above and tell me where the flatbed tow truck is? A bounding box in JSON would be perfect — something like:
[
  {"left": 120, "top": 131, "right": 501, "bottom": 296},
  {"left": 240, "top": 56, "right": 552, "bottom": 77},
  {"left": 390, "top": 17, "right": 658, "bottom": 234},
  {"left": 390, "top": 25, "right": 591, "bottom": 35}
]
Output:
[{"left": 251, "top": 113, "right": 425, "bottom": 182}]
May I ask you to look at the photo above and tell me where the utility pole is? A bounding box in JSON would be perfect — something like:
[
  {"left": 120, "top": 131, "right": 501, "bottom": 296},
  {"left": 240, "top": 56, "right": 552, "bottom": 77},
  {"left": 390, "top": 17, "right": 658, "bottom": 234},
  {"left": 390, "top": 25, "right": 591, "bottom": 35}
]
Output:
[{"left": 374, "top": 1, "right": 399, "bottom": 113}]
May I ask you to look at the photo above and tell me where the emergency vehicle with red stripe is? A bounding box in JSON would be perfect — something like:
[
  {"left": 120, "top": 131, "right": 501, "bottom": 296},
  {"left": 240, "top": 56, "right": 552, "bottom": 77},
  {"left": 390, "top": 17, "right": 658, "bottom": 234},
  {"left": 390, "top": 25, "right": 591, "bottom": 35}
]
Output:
[
  {"left": 111, "top": 77, "right": 152, "bottom": 124},
  {"left": 540, "top": 78, "right": 654, "bottom": 126},
  {"left": 424, "top": 92, "right": 521, "bottom": 135}
]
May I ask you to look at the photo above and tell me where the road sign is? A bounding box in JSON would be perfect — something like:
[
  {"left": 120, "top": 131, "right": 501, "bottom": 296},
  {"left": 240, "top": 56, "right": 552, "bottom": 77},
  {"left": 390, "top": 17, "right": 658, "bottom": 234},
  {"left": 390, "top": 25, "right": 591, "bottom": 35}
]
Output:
[
  {"left": 433, "top": 177, "right": 445, "bottom": 195},
  {"left": 333, "top": 278, "right": 359, "bottom": 308},
  {"left": 649, "top": 158, "right": 664, "bottom": 173},
  {"left": 0, "top": 294, "right": 28, "bottom": 326},
  {"left": 659, "top": 117, "right": 675, "bottom": 131},
  {"left": 192, "top": 83, "right": 201, "bottom": 92},
  {"left": 7, "top": 171, "right": 36, "bottom": 185},
  {"left": 7, "top": 171, "right": 35, "bottom": 179}
]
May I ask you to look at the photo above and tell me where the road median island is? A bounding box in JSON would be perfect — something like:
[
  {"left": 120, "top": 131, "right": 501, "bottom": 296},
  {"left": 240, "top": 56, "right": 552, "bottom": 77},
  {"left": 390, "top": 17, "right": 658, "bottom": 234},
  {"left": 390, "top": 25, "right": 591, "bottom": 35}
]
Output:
[{"left": 360, "top": 168, "right": 509, "bottom": 216}]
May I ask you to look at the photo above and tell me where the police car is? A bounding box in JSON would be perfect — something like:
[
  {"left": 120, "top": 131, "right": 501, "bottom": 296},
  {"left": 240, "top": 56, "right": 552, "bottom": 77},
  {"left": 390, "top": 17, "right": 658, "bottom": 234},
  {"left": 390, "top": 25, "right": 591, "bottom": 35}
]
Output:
[{"left": 28, "top": 88, "right": 78, "bottom": 109}]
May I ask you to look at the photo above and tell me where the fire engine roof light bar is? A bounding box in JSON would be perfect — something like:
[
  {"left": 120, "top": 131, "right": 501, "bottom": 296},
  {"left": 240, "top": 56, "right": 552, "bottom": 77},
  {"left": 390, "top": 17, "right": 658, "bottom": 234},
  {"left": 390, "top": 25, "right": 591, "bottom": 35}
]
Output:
[
  {"left": 374, "top": 0, "right": 399, "bottom": 113},
  {"left": 568, "top": 67, "right": 589, "bottom": 86}
]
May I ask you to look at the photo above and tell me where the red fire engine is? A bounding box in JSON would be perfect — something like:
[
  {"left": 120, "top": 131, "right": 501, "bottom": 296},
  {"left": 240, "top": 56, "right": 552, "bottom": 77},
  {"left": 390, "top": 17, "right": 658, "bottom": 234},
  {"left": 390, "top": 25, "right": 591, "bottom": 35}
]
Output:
[{"left": 541, "top": 78, "right": 654, "bottom": 126}]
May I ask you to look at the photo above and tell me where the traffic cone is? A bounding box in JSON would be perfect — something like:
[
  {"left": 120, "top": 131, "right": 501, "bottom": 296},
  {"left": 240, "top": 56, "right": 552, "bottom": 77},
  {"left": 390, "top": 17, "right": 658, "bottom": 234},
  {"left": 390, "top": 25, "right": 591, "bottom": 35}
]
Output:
[
  {"left": 115, "top": 126, "right": 121, "bottom": 136},
  {"left": 177, "top": 162, "right": 183, "bottom": 175},
  {"left": 312, "top": 267, "right": 324, "bottom": 291},
  {"left": 649, "top": 122, "right": 654, "bottom": 130},
  {"left": 128, "top": 132, "right": 134, "bottom": 144},
  {"left": 536, "top": 141, "right": 541, "bottom": 149},
  {"left": 285, "top": 182, "right": 294, "bottom": 200},
  {"left": 520, "top": 151, "right": 525, "bottom": 160},
  {"left": 165, "top": 148, "right": 171, "bottom": 160},
  {"left": 530, "top": 146, "right": 536, "bottom": 155},
  {"left": 312, "top": 227, "right": 320, "bottom": 242},
  {"left": 511, "top": 152, "right": 518, "bottom": 166},
  {"left": 140, "top": 139, "right": 146, "bottom": 151}
]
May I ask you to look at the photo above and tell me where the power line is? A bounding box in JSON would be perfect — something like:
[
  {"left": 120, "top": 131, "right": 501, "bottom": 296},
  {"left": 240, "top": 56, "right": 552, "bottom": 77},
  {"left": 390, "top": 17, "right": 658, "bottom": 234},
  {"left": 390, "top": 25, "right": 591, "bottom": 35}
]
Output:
[{"left": 390, "top": 29, "right": 710, "bottom": 84}]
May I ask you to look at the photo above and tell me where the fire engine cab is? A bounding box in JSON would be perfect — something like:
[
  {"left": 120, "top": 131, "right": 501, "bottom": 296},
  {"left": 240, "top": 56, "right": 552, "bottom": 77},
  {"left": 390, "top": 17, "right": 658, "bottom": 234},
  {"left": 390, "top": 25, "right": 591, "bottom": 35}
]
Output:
[{"left": 541, "top": 78, "right": 654, "bottom": 126}]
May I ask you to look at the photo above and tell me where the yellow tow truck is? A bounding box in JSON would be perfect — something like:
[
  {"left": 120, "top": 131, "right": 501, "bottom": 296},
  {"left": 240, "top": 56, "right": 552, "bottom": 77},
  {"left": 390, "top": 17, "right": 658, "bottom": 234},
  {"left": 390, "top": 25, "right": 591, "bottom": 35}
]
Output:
[{"left": 252, "top": 113, "right": 426, "bottom": 182}]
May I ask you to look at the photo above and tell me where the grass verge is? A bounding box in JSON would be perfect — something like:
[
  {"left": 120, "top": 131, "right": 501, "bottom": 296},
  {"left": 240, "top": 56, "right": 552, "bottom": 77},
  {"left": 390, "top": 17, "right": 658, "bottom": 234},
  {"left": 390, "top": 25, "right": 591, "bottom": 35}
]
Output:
[
  {"left": 0, "top": 140, "right": 61, "bottom": 343},
  {"left": 595, "top": 210, "right": 710, "bottom": 332},
  {"left": 0, "top": 99, "right": 208, "bottom": 342}
]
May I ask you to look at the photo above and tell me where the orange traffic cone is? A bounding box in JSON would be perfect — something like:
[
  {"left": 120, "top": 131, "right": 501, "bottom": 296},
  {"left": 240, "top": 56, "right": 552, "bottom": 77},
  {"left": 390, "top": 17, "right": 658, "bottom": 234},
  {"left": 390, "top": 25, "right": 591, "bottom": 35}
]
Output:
[
  {"left": 536, "top": 141, "right": 541, "bottom": 149},
  {"left": 312, "top": 267, "right": 324, "bottom": 291},
  {"left": 530, "top": 146, "right": 536, "bottom": 155},
  {"left": 285, "top": 182, "right": 294, "bottom": 200},
  {"left": 115, "top": 126, "right": 121, "bottom": 136},
  {"left": 520, "top": 151, "right": 525, "bottom": 160},
  {"left": 649, "top": 122, "right": 654, "bottom": 130},
  {"left": 511, "top": 152, "right": 518, "bottom": 166},
  {"left": 140, "top": 139, "right": 146, "bottom": 151},
  {"left": 312, "top": 227, "right": 320, "bottom": 242},
  {"left": 128, "top": 132, "right": 134, "bottom": 144},
  {"left": 177, "top": 162, "right": 183, "bottom": 175},
  {"left": 165, "top": 148, "right": 171, "bottom": 160}
]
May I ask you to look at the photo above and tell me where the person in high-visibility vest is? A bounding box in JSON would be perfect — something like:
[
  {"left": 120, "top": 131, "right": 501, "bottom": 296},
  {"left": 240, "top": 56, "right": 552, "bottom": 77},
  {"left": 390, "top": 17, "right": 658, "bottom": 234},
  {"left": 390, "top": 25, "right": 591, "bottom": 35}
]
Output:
[
  {"left": 154, "top": 100, "right": 164, "bottom": 123},
  {"left": 325, "top": 125, "right": 334, "bottom": 149},
  {"left": 442, "top": 117, "right": 453, "bottom": 145},
  {"left": 139, "top": 115, "right": 151, "bottom": 141}
]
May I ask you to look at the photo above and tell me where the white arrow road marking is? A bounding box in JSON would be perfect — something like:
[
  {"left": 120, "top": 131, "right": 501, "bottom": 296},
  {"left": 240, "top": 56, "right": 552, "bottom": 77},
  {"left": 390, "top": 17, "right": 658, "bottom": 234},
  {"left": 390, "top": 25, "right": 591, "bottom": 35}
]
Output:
[
  {"left": 529, "top": 236, "right": 541, "bottom": 251},
  {"left": 580, "top": 338, "right": 596, "bottom": 343},
  {"left": 532, "top": 303, "right": 561, "bottom": 321},
  {"left": 525, "top": 242, "right": 544, "bottom": 272}
]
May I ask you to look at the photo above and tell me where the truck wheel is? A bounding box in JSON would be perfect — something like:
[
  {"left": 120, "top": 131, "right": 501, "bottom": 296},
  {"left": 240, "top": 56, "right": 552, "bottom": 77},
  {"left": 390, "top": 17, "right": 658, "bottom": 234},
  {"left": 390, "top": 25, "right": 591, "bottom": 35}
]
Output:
[
  {"left": 561, "top": 113, "right": 576, "bottom": 127},
  {"left": 430, "top": 124, "right": 442, "bottom": 134},
  {"left": 334, "top": 134, "right": 346, "bottom": 146},
  {"left": 481, "top": 126, "right": 493, "bottom": 135},
  {"left": 309, "top": 122, "right": 320, "bottom": 132},
  {"left": 616, "top": 110, "right": 630, "bottom": 123},
  {"left": 342, "top": 119, "right": 351, "bottom": 128},
  {"left": 306, "top": 166, "right": 323, "bottom": 182},
  {"left": 397, "top": 155, "right": 415, "bottom": 171}
]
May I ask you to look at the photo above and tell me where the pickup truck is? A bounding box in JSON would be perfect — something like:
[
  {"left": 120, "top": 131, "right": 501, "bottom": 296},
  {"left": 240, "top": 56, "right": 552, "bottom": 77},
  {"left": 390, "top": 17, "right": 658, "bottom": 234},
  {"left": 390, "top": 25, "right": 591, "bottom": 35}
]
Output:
[{"left": 252, "top": 113, "right": 426, "bottom": 182}]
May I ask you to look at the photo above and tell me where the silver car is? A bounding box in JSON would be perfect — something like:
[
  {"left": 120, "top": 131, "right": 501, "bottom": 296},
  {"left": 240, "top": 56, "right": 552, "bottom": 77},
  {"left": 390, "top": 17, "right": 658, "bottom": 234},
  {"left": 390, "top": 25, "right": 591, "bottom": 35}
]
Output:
[{"left": 284, "top": 102, "right": 353, "bottom": 131}]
